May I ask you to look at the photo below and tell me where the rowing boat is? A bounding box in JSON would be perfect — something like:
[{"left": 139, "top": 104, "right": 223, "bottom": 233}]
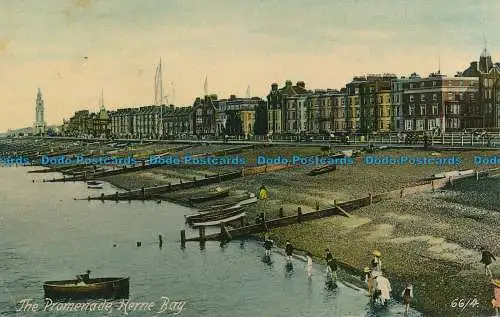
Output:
[
  {"left": 191, "top": 212, "right": 246, "bottom": 228},
  {"left": 307, "top": 165, "right": 337, "bottom": 176},
  {"left": 43, "top": 273, "right": 129, "bottom": 300},
  {"left": 186, "top": 206, "right": 244, "bottom": 224},
  {"left": 189, "top": 189, "right": 230, "bottom": 203}
]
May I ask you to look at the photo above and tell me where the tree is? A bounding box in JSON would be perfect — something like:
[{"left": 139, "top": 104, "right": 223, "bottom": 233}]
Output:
[
  {"left": 254, "top": 102, "right": 268, "bottom": 135},
  {"left": 224, "top": 110, "right": 243, "bottom": 136}
]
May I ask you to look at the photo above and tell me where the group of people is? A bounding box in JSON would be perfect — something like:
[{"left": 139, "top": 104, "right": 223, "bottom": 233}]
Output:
[{"left": 363, "top": 250, "right": 395, "bottom": 308}]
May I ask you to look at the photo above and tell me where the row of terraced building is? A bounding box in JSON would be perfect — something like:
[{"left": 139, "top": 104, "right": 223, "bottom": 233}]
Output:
[{"left": 63, "top": 49, "right": 500, "bottom": 138}]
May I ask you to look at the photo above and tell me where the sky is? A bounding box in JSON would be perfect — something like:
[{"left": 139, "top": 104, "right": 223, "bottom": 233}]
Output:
[{"left": 1, "top": 0, "right": 499, "bottom": 132}]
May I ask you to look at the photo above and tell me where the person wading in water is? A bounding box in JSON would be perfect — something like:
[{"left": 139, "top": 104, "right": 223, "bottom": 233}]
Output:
[
  {"left": 480, "top": 247, "right": 496, "bottom": 277},
  {"left": 264, "top": 235, "right": 273, "bottom": 257},
  {"left": 363, "top": 267, "right": 373, "bottom": 296},
  {"left": 285, "top": 241, "right": 294, "bottom": 262}
]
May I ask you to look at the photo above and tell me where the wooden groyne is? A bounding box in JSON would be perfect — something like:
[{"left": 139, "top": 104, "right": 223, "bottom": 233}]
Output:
[
  {"left": 77, "top": 164, "right": 294, "bottom": 201},
  {"left": 183, "top": 168, "right": 499, "bottom": 243},
  {"left": 44, "top": 144, "right": 257, "bottom": 182}
]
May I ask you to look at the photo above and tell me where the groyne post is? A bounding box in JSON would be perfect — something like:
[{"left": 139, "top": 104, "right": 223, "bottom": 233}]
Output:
[
  {"left": 128, "top": 190, "right": 131, "bottom": 201},
  {"left": 431, "top": 180, "right": 435, "bottom": 192},
  {"left": 180, "top": 230, "right": 186, "bottom": 248},
  {"left": 141, "top": 187, "right": 145, "bottom": 200},
  {"left": 115, "top": 191, "right": 119, "bottom": 201},
  {"left": 400, "top": 188, "right": 405, "bottom": 198},
  {"left": 315, "top": 201, "right": 320, "bottom": 210},
  {"left": 476, "top": 170, "right": 479, "bottom": 181},
  {"left": 369, "top": 193, "right": 373, "bottom": 205},
  {"left": 100, "top": 193, "right": 104, "bottom": 201},
  {"left": 199, "top": 226, "right": 206, "bottom": 242},
  {"left": 297, "top": 207, "right": 303, "bottom": 223},
  {"left": 279, "top": 207, "right": 284, "bottom": 218}
]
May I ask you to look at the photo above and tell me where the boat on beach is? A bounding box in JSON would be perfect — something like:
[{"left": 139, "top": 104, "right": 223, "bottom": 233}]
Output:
[
  {"left": 307, "top": 165, "right": 337, "bottom": 176},
  {"left": 43, "top": 272, "right": 129, "bottom": 300},
  {"left": 189, "top": 188, "right": 230, "bottom": 203},
  {"left": 87, "top": 180, "right": 104, "bottom": 189},
  {"left": 191, "top": 212, "right": 247, "bottom": 228},
  {"left": 186, "top": 206, "right": 245, "bottom": 224}
]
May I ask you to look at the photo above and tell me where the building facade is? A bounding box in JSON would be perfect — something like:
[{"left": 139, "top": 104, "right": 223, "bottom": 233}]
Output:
[
  {"left": 193, "top": 95, "right": 217, "bottom": 136},
  {"left": 402, "top": 73, "right": 479, "bottom": 132}
]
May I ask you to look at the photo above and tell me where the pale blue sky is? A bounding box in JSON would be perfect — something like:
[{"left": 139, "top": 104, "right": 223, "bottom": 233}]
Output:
[{"left": 1, "top": 0, "right": 499, "bottom": 131}]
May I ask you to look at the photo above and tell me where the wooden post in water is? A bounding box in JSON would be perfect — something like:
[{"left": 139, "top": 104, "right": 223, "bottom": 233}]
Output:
[
  {"left": 199, "top": 226, "right": 206, "bottom": 242},
  {"left": 279, "top": 207, "right": 284, "bottom": 218},
  {"left": 218, "top": 172, "right": 221, "bottom": 183},
  {"left": 100, "top": 193, "right": 105, "bottom": 201},
  {"left": 369, "top": 193, "right": 373, "bottom": 205},
  {"left": 476, "top": 170, "right": 479, "bottom": 181},
  {"left": 431, "top": 180, "right": 435, "bottom": 192},
  {"left": 141, "top": 187, "right": 145, "bottom": 200},
  {"left": 180, "top": 230, "right": 186, "bottom": 248},
  {"left": 128, "top": 190, "right": 131, "bottom": 201},
  {"left": 297, "top": 207, "right": 303, "bottom": 223},
  {"left": 315, "top": 201, "right": 320, "bottom": 211},
  {"left": 400, "top": 188, "right": 405, "bottom": 198},
  {"left": 334, "top": 199, "right": 337, "bottom": 206},
  {"left": 220, "top": 223, "right": 232, "bottom": 242},
  {"left": 115, "top": 191, "right": 119, "bottom": 201}
]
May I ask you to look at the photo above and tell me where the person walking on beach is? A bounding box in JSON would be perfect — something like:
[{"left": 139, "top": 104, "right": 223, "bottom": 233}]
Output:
[
  {"left": 371, "top": 250, "right": 382, "bottom": 272},
  {"left": 264, "top": 235, "right": 273, "bottom": 257},
  {"left": 285, "top": 241, "right": 294, "bottom": 262},
  {"left": 480, "top": 247, "right": 496, "bottom": 277},
  {"left": 402, "top": 283, "right": 413, "bottom": 315},
  {"left": 306, "top": 252, "right": 313, "bottom": 279},
  {"left": 325, "top": 248, "right": 333, "bottom": 264}
]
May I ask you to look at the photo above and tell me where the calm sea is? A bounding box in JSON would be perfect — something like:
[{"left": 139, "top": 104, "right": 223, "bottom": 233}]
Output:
[{"left": 0, "top": 167, "right": 423, "bottom": 317}]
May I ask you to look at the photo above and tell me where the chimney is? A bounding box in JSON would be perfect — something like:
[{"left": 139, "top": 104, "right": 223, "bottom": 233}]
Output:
[
  {"left": 296, "top": 81, "right": 305, "bottom": 88},
  {"left": 271, "top": 83, "right": 278, "bottom": 91},
  {"left": 230, "top": 94, "right": 236, "bottom": 100},
  {"left": 285, "top": 80, "right": 292, "bottom": 87}
]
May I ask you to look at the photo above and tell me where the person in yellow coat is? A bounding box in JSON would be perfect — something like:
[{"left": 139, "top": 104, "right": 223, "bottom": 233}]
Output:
[{"left": 258, "top": 185, "right": 268, "bottom": 200}]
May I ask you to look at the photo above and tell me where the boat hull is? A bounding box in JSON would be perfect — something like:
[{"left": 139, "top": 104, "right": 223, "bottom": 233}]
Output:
[
  {"left": 43, "top": 277, "right": 129, "bottom": 300},
  {"left": 189, "top": 190, "right": 229, "bottom": 203}
]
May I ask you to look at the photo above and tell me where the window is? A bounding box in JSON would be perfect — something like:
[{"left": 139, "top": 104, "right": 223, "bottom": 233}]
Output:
[
  {"left": 409, "top": 105, "right": 415, "bottom": 116},
  {"left": 448, "top": 92, "right": 454, "bottom": 100},
  {"left": 410, "top": 83, "right": 414, "bottom": 89},
  {"left": 355, "top": 88, "right": 359, "bottom": 94},
  {"left": 420, "top": 82, "right": 425, "bottom": 87},
  {"left": 431, "top": 105, "right": 438, "bottom": 115},
  {"left": 379, "top": 96, "right": 383, "bottom": 103},
  {"left": 420, "top": 94, "right": 425, "bottom": 102},
  {"left": 460, "top": 93, "right": 464, "bottom": 100},
  {"left": 433, "top": 93, "right": 438, "bottom": 101},
  {"left": 433, "top": 81, "right": 436, "bottom": 87},
  {"left": 409, "top": 95, "right": 414, "bottom": 102},
  {"left": 420, "top": 105, "right": 426, "bottom": 115}
]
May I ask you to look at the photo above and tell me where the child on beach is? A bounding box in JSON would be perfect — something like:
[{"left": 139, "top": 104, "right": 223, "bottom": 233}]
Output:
[{"left": 402, "top": 283, "right": 413, "bottom": 315}]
